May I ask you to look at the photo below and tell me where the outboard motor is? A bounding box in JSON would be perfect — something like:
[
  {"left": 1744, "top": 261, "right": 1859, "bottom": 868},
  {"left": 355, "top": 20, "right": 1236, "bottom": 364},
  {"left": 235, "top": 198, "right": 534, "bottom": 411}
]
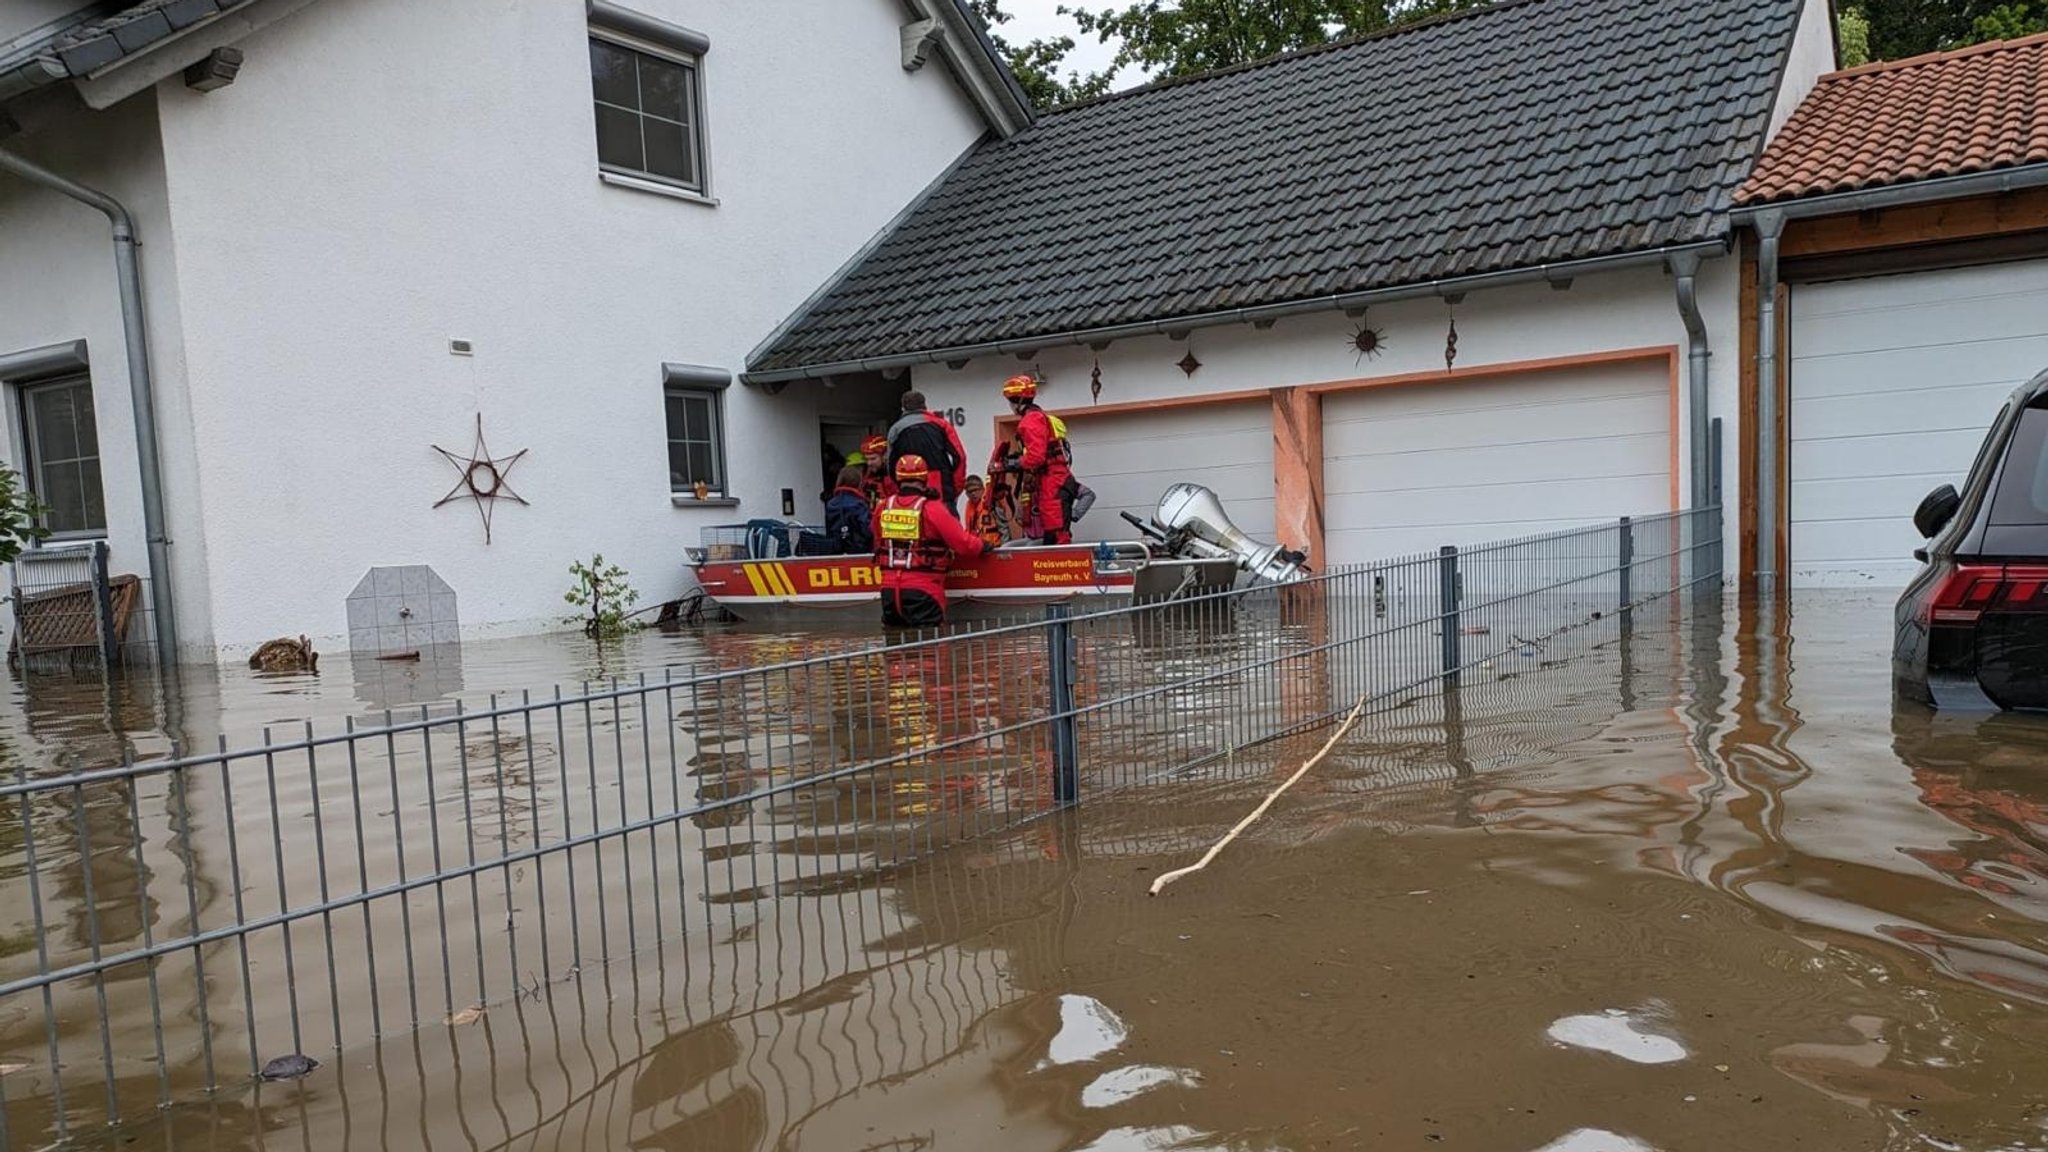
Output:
[{"left": 1151, "top": 483, "right": 1310, "bottom": 584}]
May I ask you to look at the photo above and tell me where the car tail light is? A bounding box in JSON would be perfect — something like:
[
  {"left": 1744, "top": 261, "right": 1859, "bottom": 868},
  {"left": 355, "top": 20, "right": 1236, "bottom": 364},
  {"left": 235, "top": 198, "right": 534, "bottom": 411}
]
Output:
[{"left": 1925, "top": 563, "right": 2048, "bottom": 625}]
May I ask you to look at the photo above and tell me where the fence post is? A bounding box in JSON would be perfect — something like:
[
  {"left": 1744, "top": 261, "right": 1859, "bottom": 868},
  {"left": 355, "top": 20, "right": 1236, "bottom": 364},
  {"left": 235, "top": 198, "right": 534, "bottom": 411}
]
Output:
[
  {"left": 1046, "top": 603, "right": 1080, "bottom": 807},
  {"left": 90, "top": 540, "right": 118, "bottom": 669},
  {"left": 1618, "top": 516, "right": 1634, "bottom": 620},
  {"left": 1709, "top": 416, "right": 1725, "bottom": 582},
  {"left": 1438, "top": 545, "right": 1460, "bottom": 684}
]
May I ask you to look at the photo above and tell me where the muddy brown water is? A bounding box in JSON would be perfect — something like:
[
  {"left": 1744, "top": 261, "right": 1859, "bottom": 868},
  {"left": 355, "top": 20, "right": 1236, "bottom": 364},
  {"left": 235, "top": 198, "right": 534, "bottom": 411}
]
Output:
[{"left": 6, "top": 593, "right": 2048, "bottom": 1150}]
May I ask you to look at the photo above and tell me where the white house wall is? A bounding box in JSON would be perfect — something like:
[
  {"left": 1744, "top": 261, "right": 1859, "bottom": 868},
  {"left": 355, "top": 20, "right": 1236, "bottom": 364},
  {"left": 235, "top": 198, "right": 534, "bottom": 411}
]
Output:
[
  {"left": 144, "top": 0, "right": 986, "bottom": 656},
  {"left": 912, "top": 260, "right": 1741, "bottom": 568},
  {"left": 0, "top": 92, "right": 216, "bottom": 651}
]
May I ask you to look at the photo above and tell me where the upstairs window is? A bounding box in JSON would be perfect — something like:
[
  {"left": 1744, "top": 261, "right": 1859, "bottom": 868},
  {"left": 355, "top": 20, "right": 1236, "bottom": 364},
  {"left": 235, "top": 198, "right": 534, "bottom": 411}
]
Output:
[
  {"left": 590, "top": 33, "right": 705, "bottom": 192},
  {"left": 21, "top": 374, "right": 105, "bottom": 537}
]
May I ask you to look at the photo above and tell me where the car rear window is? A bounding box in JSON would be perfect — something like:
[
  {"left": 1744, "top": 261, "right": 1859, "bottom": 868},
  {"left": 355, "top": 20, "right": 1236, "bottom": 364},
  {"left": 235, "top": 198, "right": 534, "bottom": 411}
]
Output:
[{"left": 1988, "top": 405, "right": 2048, "bottom": 526}]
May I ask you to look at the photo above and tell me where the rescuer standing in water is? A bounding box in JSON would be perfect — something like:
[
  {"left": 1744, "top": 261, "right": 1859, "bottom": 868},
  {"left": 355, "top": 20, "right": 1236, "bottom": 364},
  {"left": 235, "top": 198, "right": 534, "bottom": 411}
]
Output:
[{"left": 873, "top": 454, "right": 990, "bottom": 628}]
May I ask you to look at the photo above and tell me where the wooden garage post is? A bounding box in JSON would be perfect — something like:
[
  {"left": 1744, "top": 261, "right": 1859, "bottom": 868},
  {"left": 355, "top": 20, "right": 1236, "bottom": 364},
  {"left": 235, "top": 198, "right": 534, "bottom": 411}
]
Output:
[{"left": 1270, "top": 386, "right": 1326, "bottom": 570}]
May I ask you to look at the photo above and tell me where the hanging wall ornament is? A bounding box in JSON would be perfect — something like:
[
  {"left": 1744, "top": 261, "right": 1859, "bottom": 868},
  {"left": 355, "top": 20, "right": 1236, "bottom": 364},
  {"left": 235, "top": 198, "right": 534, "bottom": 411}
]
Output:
[
  {"left": 1090, "top": 357, "right": 1103, "bottom": 403},
  {"left": 432, "top": 414, "right": 530, "bottom": 545},
  {"left": 1443, "top": 302, "right": 1460, "bottom": 373},
  {"left": 1177, "top": 341, "right": 1202, "bottom": 378},
  {"left": 1345, "top": 309, "right": 1385, "bottom": 365}
]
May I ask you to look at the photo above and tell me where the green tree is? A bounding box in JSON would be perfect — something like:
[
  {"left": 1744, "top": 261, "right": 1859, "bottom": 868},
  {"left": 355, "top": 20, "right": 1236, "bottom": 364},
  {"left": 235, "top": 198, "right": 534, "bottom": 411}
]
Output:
[
  {"left": 1839, "top": 5, "right": 1873, "bottom": 65},
  {"left": 966, "top": 0, "right": 1113, "bottom": 108},
  {"left": 1972, "top": 2, "right": 2048, "bottom": 39},
  {"left": 0, "top": 464, "right": 49, "bottom": 565},
  {"left": 1853, "top": 0, "right": 2047, "bottom": 61},
  {"left": 1064, "top": 0, "right": 1491, "bottom": 81}
]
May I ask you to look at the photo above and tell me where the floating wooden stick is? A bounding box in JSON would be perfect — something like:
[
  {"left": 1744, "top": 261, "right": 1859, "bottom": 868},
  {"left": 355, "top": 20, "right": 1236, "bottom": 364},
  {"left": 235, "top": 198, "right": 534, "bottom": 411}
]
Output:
[{"left": 1149, "top": 697, "right": 1368, "bottom": 896}]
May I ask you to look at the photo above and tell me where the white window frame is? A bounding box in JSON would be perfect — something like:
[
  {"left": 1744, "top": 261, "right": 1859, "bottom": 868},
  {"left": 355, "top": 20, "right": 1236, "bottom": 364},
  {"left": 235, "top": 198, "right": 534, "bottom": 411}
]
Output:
[
  {"left": 665, "top": 380, "right": 730, "bottom": 499},
  {"left": 17, "top": 372, "right": 107, "bottom": 541},
  {"left": 588, "top": 7, "right": 713, "bottom": 204}
]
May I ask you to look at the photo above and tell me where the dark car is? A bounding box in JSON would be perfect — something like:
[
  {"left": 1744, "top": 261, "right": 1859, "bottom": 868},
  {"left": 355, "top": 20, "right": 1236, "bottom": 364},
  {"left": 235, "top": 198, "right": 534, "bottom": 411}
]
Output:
[{"left": 1895, "top": 369, "right": 2048, "bottom": 711}]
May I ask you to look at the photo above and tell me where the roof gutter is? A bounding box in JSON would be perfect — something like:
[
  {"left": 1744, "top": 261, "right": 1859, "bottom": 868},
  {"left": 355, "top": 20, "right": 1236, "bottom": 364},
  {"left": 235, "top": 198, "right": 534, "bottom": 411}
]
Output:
[
  {"left": 742, "top": 239, "right": 1729, "bottom": 385},
  {"left": 1731, "top": 162, "right": 2048, "bottom": 223},
  {"left": 0, "top": 147, "right": 179, "bottom": 667}
]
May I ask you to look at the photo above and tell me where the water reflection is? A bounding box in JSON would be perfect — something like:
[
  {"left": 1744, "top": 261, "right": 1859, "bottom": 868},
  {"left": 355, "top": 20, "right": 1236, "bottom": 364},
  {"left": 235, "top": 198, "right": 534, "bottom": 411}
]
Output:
[{"left": 14, "top": 595, "right": 2048, "bottom": 1149}]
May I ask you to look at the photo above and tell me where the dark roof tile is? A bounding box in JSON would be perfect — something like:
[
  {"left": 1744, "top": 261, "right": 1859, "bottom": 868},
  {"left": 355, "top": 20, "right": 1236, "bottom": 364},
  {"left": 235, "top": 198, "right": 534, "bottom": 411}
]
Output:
[{"left": 755, "top": 0, "right": 1805, "bottom": 373}]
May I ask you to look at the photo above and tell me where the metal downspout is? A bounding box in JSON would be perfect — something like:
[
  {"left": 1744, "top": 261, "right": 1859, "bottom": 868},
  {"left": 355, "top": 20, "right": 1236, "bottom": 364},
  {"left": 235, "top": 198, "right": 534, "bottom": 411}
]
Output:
[
  {"left": 1754, "top": 208, "right": 1786, "bottom": 598},
  {"left": 1668, "top": 250, "right": 1711, "bottom": 512},
  {"left": 0, "top": 148, "right": 179, "bottom": 666}
]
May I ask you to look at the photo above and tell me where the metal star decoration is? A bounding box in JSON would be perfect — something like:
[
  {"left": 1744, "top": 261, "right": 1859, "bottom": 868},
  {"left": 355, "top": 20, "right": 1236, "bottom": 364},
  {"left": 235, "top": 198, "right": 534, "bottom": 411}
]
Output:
[{"left": 432, "top": 414, "right": 529, "bottom": 544}]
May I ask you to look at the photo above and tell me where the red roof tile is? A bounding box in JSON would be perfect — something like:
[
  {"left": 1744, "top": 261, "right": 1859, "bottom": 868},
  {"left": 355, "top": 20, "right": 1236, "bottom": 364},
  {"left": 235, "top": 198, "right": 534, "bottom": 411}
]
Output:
[{"left": 1736, "top": 32, "right": 2048, "bottom": 205}]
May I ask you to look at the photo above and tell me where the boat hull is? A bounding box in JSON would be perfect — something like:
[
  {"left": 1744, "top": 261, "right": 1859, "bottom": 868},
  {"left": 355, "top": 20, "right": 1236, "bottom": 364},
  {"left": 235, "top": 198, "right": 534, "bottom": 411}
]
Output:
[{"left": 693, "top": 546, "right": 1139, "bottom": 623}]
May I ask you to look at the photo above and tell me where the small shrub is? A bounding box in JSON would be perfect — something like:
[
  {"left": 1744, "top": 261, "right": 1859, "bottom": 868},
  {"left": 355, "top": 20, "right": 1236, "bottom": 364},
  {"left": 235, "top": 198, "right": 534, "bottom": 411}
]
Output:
[
  {"left": 564, "top": 555, "right": 638, "bottom": 640},
  {"left": 0, "top": 464, "right": 50, "bottom": 565}
]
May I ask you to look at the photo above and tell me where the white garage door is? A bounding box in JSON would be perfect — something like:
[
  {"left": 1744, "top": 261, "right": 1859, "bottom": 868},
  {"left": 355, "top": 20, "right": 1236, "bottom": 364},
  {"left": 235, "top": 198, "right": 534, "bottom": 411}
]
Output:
[
  {"left": 1063, "top": 402, "right": 1274, "bottom": 544},
  {"left": 1790, "top": 260, "right": 2048, "bottom": 587},
  {"left": 1322, "top": 360, "right": 1672, "bottom": 565}
]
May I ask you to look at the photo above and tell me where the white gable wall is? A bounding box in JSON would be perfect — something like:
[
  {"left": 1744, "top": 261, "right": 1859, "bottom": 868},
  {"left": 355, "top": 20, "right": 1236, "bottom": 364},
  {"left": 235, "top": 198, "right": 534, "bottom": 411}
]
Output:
[
  {"left": 141, "top": 0, "right": 985, "bottom": 655},
  {"left": 1769, "top": 0, "right": 1839, "bottom": 139},
  {"left": 912, "top": 259, "right": 1740, "bottom": 567}
]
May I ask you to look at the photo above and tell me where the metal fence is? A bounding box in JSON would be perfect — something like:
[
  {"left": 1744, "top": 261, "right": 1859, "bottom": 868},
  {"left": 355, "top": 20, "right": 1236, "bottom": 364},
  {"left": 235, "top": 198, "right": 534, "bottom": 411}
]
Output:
[{"left": 0, "top": 504, "right": 1720, "bottom": 1143}]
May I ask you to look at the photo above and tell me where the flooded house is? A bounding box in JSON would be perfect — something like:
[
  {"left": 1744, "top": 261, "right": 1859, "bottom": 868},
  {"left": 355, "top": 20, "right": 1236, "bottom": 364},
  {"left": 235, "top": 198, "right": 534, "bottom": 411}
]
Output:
[
  {"left": 0, "top": 0, "right": 1861, "bottom": 665},
  {"left": 0, "top": 0, "right": 1031, "bottom": 661}
]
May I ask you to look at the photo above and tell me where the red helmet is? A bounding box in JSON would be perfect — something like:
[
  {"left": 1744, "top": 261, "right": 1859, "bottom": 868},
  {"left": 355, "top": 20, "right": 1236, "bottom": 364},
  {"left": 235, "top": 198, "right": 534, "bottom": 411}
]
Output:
[
  {"left": 860, "top": 434, "right": 889, "bottom": 457},
  {"left": 894, "top": 453, "right": 930, "bottom": 483},
  {"left": 1002, "top": 374, "right": 1038, "bottom": 401}
]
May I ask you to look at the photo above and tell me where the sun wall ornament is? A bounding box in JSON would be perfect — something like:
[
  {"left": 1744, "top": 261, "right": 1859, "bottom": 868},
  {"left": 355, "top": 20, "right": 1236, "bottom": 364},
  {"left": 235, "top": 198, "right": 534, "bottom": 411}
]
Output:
[
  {"left": 432, "top": 414, "right": 529, "bottom": 544},
  {"left": 1345, "top": 309, "right": 1385, "bottom": 365}
]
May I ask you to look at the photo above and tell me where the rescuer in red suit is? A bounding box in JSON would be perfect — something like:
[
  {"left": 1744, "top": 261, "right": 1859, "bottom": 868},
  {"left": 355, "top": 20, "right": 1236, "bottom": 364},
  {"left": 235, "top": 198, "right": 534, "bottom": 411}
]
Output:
[
  {"left": 1002, "top": 374, "right": 1073, "bottom": 545},
  {"left": 873, "top": 453, "right": 991, "bottom": 629},
  {"left": 859, "top": 434, "right": 895, "bottom": 505}
]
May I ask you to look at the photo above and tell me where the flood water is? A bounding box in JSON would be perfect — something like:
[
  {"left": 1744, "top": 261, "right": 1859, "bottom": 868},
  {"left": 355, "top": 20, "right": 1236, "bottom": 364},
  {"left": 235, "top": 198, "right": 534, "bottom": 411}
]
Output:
[{"left": 8, "top": 592, "right": 2048, "bottom": 1150}]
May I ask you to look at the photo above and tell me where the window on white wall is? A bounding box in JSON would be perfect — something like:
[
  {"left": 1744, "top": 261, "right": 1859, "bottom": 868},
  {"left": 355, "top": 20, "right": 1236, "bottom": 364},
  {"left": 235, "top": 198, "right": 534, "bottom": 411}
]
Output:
[
  {"left": 666, "top": 387, "right": 726, "bottom": 495},
  {"left": 21, "top": 374, "right": 106, "bottom": 537},
  {"left": 590, "top": 32, "right": 706, "bottom": 192}
]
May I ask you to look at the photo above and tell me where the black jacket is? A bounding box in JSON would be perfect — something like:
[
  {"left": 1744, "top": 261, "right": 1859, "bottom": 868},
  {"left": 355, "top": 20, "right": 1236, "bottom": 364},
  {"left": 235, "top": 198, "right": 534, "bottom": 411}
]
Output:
[{"left": 887, "top": 411, "right": 964, "bottom": 503}]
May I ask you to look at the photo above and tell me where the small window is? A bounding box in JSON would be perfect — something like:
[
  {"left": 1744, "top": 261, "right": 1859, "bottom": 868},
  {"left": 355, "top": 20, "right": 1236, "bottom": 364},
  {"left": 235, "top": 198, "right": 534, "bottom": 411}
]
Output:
[
  {"left": 1988, "top": 405, "right": 2048, "bottom": 527},
  {"left": 666, "top": 388, "right": 726, "bottom": 495},
  {"left": 591, "top": 34, "right": 704, "bottom": 191},
  {"left": 20, "top": 374, "right": 106, "bottom": 537}
]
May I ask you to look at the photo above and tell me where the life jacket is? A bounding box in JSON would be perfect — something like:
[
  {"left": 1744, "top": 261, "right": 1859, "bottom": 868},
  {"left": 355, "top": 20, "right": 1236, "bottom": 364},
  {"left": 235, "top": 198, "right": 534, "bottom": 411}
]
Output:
[
  {"left": 965, "top": 491, "right": 1006, "bottom": 546},
  {"left": 1014, "top": 405, "right": 1071, "bottom": 473},
  {"left": 877, "top": 495, "right": 949, "bottom": 572}
]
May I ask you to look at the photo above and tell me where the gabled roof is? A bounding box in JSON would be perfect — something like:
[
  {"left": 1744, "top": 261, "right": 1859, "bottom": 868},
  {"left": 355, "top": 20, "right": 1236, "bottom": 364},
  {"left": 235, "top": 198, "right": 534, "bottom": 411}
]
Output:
[
  {"left": 0, "top": 0, "right": 255, "bottom": 105},
  {"left": 1737, "top": 32, "right": 2048, "bottom": 206},
  {"left": 749, "top": 0, "right": 1807, "bottom": 379}
]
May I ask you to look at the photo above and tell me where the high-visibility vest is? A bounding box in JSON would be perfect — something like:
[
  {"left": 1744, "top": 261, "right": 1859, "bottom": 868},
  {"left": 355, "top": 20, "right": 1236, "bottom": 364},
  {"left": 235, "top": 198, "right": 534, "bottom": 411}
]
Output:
[{"left": 877, "top": 496, "right": 948, "bottom": 571}]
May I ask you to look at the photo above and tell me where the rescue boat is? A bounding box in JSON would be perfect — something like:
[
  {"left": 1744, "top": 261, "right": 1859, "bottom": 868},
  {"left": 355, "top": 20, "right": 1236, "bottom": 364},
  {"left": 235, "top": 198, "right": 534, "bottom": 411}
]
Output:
[{"left": 685, "top": 484, "right": 1309, "bottom": 624}]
